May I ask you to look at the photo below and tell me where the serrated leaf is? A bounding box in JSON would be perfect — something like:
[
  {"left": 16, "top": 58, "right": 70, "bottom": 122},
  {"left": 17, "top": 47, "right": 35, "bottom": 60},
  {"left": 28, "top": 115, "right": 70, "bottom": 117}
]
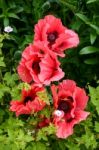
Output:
[
  {"left": 39, "top": 107, "right": 52, "bottom": 118},
  {"left": 11, "top": 86, "right": 21, "bottom": 100},
  {"left": 89, "top": 86, "right": 99, "bottom": 114},
  {"left": 4, "top": 72, "right": 19, "bottom": 86},
  {"left": 65, "top": 141, "right": 80, "bottom": 150},
  {"left": 95, "top": 122, "right": 99, "bottom": 132},
  {"left": 80, "top": 129, "right": 97, "bottom": 149},
  {"left": 37, "top": 90, "right": 50, "bottom": 105},
  {"left": 18, "top": 82, "right": 31, "bottom": 91},
  {"left": 36, "top": 124, "right": 56, "bottom": 141},
  {"left": 0, "top": 83, "right": 10, "bottom": 99},
  {"left": 35, "top": 142, "right": 46, "bottom": 150}
]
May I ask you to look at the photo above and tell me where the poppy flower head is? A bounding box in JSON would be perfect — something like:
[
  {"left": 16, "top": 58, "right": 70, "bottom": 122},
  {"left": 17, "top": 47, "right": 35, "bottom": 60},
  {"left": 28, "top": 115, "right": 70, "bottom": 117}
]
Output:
[
  {"left": 17, "top": 46, "right": 64, "bottom": 85},
  {"left": 51, "top": 80, "right": 89, "bottom": 138},
  {"left": 10, "top": 85, "right": 46, "bottom": 116},
  {"left": 34, "top": 15, "right": 79, "bottom": 57}
]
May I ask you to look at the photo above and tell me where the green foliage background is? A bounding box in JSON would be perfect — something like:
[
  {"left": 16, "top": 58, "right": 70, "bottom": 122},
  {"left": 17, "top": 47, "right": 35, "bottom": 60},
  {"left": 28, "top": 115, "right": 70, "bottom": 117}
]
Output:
[{"left": 0, "top": 0, "right": 99, "bottom": 149}]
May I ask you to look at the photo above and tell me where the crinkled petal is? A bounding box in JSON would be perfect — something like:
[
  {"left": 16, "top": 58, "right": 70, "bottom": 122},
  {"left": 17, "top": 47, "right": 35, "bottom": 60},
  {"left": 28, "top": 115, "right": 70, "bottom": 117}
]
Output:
[
  {"left": 56, "top": 121, "right": 73, "bottom": 139},
  {"left": 17, "top": 59, "right": 32, "bottom": 83},
  {"left": 38, "top": 54, "right": 64, "bottom": 85},
  {"left": 73, "top": 109, "right": 90, "bottom": 124},
  {"left": 59, "top": 80, "right": 76, "bottom": 93},
  {"left": 74, "top": 87, "right": 89, "bottom": 110}
]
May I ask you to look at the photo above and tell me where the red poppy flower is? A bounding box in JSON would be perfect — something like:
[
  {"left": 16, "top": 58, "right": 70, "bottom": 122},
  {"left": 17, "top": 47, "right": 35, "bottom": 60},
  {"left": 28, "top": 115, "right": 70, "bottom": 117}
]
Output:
[
  {"left": 17, "top": 44, "right": 64, "bottom": 85},
  {"left": 51, "top": 80, "right": 89, "bottom": 138},
  {"left": 34, "top": 15, "right": 79, "bottom": 57},
  {"left": 10, "top": 84, "right": 46, "bottom": 116}
]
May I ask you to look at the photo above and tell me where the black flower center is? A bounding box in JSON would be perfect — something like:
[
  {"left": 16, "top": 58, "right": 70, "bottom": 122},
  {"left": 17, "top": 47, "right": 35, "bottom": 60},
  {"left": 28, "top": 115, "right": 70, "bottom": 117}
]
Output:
[
  {"left": 24, "top": 96, "right": 32, "bottom": 104},
  {"left": 32, "top": 61, "right": 40, "bottom": 74},
  {"left": 58, "top": 100, "right": 71, "bottom": 113},
  {"left": 47, "top": 31, "right": 58, "bottom": 43}
]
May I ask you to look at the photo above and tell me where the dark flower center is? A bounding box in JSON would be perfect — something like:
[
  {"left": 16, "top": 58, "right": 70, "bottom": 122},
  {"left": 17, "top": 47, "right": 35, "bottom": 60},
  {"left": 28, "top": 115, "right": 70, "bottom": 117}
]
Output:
[
  {"left": 67, "top": 118, "right": 73, "bottom": 123},
  {"left": 32, "top": 61, "right": 40, "bottom": 74},
  {"left": 24, "top": 96, "right": 32, "bottom": 104},
  {"left": 58, "top": 100, "right": 71, "bottom": 113},
  {"left": 47, "top": 31, "right": 58, "bottom": 43},
  {"left": 67, "top": 96, "right": 73, "bottom": 102}
]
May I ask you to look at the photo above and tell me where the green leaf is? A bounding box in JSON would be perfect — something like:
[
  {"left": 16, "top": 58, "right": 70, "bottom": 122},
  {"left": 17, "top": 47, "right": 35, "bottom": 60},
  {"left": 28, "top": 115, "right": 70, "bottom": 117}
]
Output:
[
  {"left": 8, "top": 13, "right": 20, "bottom": 19},
  {"left": 90, "top": 32, "right": 97, "bottom": 44},
  {"left": 4, "top": 17, "right": 9, "bottom": 26},
  {"left": 84, "top": 58, "right": 99, "bottom": 65},
  {"left": 89, "top": 86, "right": 99, "bottom": 114},
  {"left": 11, "top": 86, "right": 21, "bottom": 100},
  {"left": 76, "top": 13, "right": 89, "bottom": 23},
  {"left": 26, "top": 142, "right": 46, "bottom": 150},
  {"left": 65, "top": 141, "right": 80, "bottom": 150},
  {"left": 82, "top": 129, "right": 97, "bottom": 149},
  {"left": 11, "top": 83, "right": 31, "bottom": 100},
  {"left": 0, "top": 83, "right": 10, "bottom": 99},
  {"left": 35, "top": 142, "right": 46, "bottom": 150},
  {"left": 36, "top": 124, "right": 56, "bottom": 141},
  {"left": 37, "top": 89, "right": 50, "bottom": 105},
  {"left": 95, "top": 122, "right": 99, "bottom": 132},
  {"left": 87, "top": 0, "right": 98, "bottom": 4},
  {"left": 0, "top": 109, "right": 5, "bottom": 123},
  {"left": 4, "top": 72, "right": 19, "bottom": 86},
  {"left": 79, "top": 46, "right": 99, "bottom": 55},
  {"left": 14, "top": 51, "right": 22, "bottom": 60},
  {"left": 0, "top": 34, "right": 5, "bottom": 42},
  {"left": 80, "top": 129, "right": 97, "bottom": 149},
  {"left": 0, "top": 117, "right": 33, "bottom": 150},
  {"left": 76, "top": 13, "right": 99, "bottom": 34},
  {"left": 14, "top": 7, "right": 24, "bottom": 14},
  {"left": 89, "top": 24, "right": 99, "bottom": 34},
  {"left": 0, "top": 57, "right": 5, "bottom": 67},
  {"left": 39, "top": 107, "right": 52, "bottom": 118},
  {"left": 60, "top": 0, "right": 76, "bottom": 11}
]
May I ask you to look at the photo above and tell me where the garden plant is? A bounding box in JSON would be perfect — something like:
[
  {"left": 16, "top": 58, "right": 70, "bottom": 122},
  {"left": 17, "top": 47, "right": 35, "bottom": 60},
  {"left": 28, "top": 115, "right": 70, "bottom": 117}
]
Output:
[{"left": 0, "top": 0, "right": 99, "bottom": 150}]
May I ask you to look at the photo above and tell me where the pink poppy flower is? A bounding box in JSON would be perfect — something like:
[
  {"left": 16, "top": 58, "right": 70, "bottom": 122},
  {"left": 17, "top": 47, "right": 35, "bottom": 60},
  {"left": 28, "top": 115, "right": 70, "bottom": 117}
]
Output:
[
  {"left": 34, "top": 15, "right": 79, "bottom": 57},
  {"left": 17, "top": 45, "right": 64, "bottom": 85},
  {"left": 51, "top": 80, "right": 90, "bottom": 139},
  {"left": 10, "top": 85, "right": 46, "bottom": 116}
]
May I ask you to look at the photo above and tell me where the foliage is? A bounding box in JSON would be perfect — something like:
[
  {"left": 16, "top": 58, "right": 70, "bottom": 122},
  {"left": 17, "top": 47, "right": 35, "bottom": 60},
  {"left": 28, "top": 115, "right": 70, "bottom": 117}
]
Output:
[{"left": 0, "top": 0, "right": 99, "bottom": 149}]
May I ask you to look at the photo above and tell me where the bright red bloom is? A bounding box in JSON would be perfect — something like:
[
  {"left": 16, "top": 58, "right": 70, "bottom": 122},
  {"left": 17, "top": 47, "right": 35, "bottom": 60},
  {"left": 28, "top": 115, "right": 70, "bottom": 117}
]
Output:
[
  {"left": 10, "top": 84, "right": 46, "bottom": 116},
  {"left": 17, "top": 44, "right": 64, "bottom": 85},
  {"left": 34, "top": 15, "right": 79, "bottom": 57},
  {"left": 51, "top": 80, "right": 89, "bottom": 139}
]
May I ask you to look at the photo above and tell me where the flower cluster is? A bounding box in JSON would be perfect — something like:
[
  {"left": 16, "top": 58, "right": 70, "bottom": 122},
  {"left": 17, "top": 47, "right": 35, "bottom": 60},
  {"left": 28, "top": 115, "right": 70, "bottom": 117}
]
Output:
[{"left": 10, "top": 15, "right": 89, "bottom": 139}]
